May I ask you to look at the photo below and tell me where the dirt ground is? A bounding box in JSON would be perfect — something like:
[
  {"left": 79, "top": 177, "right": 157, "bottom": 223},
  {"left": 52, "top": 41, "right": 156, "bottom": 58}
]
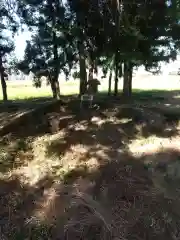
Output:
[{"left": 1, "top": 93, "right": 180, "bottom": 239}]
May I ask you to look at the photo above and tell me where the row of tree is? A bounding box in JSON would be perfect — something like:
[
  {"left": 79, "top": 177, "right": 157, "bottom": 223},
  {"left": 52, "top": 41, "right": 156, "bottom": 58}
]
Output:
[{"left": 1, "top": 0, "right": 180, "bottom": 100}]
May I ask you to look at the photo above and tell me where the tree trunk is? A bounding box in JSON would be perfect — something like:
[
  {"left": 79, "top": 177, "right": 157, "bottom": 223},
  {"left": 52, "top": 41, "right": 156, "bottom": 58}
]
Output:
[
  {"left": 88, "top": 65, "right": 94, "bottom": 81},
  {"left": 113, "top": 52, "right": 120, "bottom": 96},
  {"left": 0, "top": 55, "right": 7, "bottom": 101},
  {"left": 114, "top": 72, "right": 118, "bottom": 96},
  {"left": 78, "top": 41, "right": 87, "bottom": 95},
  {"left": 114, "top": 57, "right": 119, "bottom": 96},
  {"left": 123, "top": 62, "right": 133, "bottom": 99},
  {"left": 88, "top": 54, "right": 94, "bottom": 81},
  {"left": 50, "top": 0, "right": 61, "bottom": 100},
  {"left": 50, "top": 77, "right": 60, "bottom": 99},
  {"left": 108, "top": 69, "right": 112, "bottom": 96},
  {"left": 76, "top": 7, "right": 87, "bottom": 96}
]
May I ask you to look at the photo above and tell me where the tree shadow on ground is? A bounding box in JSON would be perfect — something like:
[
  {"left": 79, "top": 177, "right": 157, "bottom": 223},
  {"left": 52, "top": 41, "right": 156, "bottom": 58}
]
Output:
[
  {"left": 1, "top": 91, "right": 180, "bottom": 179},
  {"left": 46, "top": 120, "right": 133, "bottom": 162},
  {"left": 64, "top": 89, "right": 180, "bottom": 138},
  {"left": 0, "top": 97, "right": 54, "bottom": 132},
  {"left": 45, "top": 104, "right": 180, "bottom": 163},
  {"left": 37, "top": 148, "right": 180, "bottom": 240},
  {"left": 0, "top": 175, "right": 55, "bottom": 239},
  {"left": 1, "top": 148, "right": 180, "bottom": 239},
  {"left": 0, "top": 137, "right": 34, "bottom": 174},
  {"left": 0, "top": 99, "right": 67, "bottom": 137},
  {"left": 0, "top": 97, "right": 53, "bottom": 112},
  {"left": 1, "top": 90, "right": 180, "bottom": 238},
  {"left": 1, "top": 89, "right": 180, "bottom": 138},
  {"left": 97, "top": 89, "right": 180, "bottom": 102}
]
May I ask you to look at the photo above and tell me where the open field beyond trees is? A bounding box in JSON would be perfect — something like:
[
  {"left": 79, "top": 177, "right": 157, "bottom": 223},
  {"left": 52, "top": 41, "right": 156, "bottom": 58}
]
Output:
[
  {"left": 1, "top": 75, "right": 180, "bottom": 239},
  {"left": 1, "top": 74, "right": 180, "bottom": 100}
]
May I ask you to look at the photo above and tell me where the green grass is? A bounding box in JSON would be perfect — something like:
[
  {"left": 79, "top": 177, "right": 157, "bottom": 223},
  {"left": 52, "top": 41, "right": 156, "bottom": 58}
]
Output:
[
  {"left": 1, "top": 76, "right": 180, "bottom": 100},
  {"left": 0, "top": 80, "right": 78, "bottom": 100}
]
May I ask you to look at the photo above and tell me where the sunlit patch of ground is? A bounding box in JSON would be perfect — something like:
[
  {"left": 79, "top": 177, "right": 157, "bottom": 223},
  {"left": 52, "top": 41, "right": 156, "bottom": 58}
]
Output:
[
  {"left": 129, "top": 134, "right": 180, "bottom": 157},
  {"left": 3, "top": 114, "right": 180, "bottom": 188}
]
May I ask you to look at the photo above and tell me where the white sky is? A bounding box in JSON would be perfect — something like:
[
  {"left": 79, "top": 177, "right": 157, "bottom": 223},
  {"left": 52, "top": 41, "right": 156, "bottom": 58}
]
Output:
[{"left": 14, "top": 29, "right": 32, "bottom": 60}]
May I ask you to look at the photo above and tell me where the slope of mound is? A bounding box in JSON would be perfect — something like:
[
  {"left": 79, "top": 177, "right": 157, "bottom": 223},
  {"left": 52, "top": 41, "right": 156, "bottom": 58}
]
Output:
[{"left": 0, "top": 100, "right": 180, "bottom": 239}]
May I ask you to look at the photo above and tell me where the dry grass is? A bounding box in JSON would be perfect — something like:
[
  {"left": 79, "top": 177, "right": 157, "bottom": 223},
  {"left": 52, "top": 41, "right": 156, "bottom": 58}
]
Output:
[{"left": 1, "top": 100, "right": 180, "bottom": 239}]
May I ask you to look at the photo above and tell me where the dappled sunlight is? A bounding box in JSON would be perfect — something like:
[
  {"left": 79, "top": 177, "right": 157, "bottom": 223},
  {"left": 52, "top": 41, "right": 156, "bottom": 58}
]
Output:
[
  {"left": 3, "top": 103, "right": 180, "bottom": 189},
  {"left": 8, "top": 127, "right": 112, "bottom": 186},
  {"left": 1, "top": 96, "right": 180, "bottom": 239},
  {"left": 173, "top": 94, "right": 180, "bottom": 99},
  {"left": 141, "top": 148, "right": 180, "bottom": 201},
  {"left": 0, "top": 112, "right": 24, "bottom": 131},
  {"left": 163, "top": 103, "right": 180, "bottom": 109},
  {"left": 2, "top": 148, "right": 180, "bottom": 239},
  {"left": 69, "top": 121, "right": 89, "bottom": 131},
  {"left": 8, "top": 102, "right": 180, "bottom": 188},
  {"left": 62, "top": 144, "right": 110, "bottom": 171},
  {"left": 30, "top": 183, "right": 66, "bottom": 225},
  {"left": 91, "top": 116, "right": 107, "bottom": 126},
  {"left": 11, "top": 132, "right": 67, "bottom": 186},
  {"left": 30, "top": 178, "right": 96, "bottom": 226},
  {"left": 0, "top": 138, "right": 33, "bottom": 179},
  {"left": 129, "top": 134, "right": 180, "bottom": 157}
]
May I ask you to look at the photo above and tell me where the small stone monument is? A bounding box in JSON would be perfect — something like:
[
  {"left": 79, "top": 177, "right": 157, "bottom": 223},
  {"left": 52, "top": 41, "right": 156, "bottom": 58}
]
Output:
[
  {"left": 80, "top": 79, "right": 100, "bottom": 109},
  {"left": 87, "top": 78, "right": 101, "bottom": 95}
]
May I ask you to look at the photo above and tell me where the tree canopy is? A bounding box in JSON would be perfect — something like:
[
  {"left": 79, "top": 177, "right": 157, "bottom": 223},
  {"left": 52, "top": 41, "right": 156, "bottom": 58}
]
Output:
[
  {"left": 12, "top": 0, "right": 180, "bottom": 98},
  {"left": 0, "top": 0, "right": 19, "bottom": 100}
]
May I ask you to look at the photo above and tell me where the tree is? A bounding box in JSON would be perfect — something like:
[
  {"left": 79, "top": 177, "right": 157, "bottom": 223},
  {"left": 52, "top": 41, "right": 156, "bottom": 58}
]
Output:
[
  {"left": 17, "top": 0, "right": 77, "bottom": 99},
  {"left": 17, "top": 0, "right": 180, "bottom": 100},
  {"left": 0, "top": 0, "right": 18, "bottom": 101},
  {"left": 121, "top": 0, "right": 180, "bottom": 98},
  {"left": 71, "top": 0, "right": 180, "bottom": 98}
]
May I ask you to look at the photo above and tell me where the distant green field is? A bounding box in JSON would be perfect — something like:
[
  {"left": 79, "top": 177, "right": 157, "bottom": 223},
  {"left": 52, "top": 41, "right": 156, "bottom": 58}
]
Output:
[
  {"left": 0, "top": 80, "right": 79, "bottom": 100},
  {"left": 1, "top": 75, "right": 180, "bottom": 100}
]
